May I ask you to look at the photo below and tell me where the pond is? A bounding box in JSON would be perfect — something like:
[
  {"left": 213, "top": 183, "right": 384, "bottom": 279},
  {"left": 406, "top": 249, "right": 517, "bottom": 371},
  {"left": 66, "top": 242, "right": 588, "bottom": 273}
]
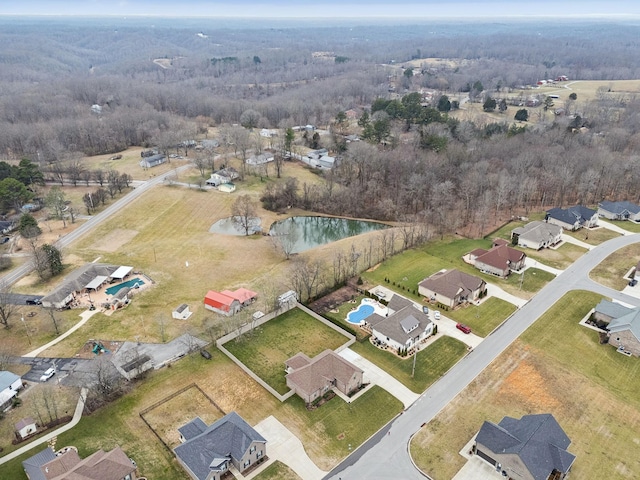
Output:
[
  {"left": 209, "top": 216, "right": 262, "bottom": 235},
  {"left": 269, "top": 216, "right": 388, "bottom": 253}
]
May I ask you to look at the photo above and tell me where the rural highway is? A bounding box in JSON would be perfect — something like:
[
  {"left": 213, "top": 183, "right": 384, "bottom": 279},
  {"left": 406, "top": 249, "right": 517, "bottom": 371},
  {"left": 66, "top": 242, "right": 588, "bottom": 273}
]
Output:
[
  {"left": 0, "top": 164, "right": 191, "bottom": 287},
  {"left": 326, "top": 232, "right": 640, "bottom": 480}
]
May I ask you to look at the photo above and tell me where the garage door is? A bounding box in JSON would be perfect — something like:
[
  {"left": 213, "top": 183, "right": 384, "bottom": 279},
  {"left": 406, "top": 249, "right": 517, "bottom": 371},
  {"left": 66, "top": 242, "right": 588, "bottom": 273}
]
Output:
[{"left": 476, "top": 448, "right": 497, "bottom": 466}]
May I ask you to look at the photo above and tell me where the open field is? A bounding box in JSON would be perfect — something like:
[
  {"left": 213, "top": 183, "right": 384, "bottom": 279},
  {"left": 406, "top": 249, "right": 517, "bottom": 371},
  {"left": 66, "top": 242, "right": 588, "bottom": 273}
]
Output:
[
  {"left": 564, "top": 226, "right": 620, "bottom": 245},
  {"left": 411, "top": 290, "right": 640, "bottom": 480},
  {"left": 225, "top": 308, "right": 350, "bottom": 394},
  {"left": 590, "top": 243, "right": 640, "bottom": 290},
  {"left": 254, "top": 461, "right": 301, "bottom": 480},
  {"left": 351, "top": 336, "right": 468, "bottom": 393},
  {"left": 444, "top": 297, "right": 516, "bottom": 337},
  {"left": 558, "top": 79, "right": 640, "bottom": 102}
]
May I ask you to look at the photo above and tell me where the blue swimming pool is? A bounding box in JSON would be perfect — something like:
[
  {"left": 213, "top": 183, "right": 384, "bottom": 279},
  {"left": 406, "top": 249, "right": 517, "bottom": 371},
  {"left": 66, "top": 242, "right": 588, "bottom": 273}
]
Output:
[
  {"left": 105, "top": 278, "right": 145, "bottom": 296},
  {"left": 347, "top": 304, "right": 375, "bottom": 325}
]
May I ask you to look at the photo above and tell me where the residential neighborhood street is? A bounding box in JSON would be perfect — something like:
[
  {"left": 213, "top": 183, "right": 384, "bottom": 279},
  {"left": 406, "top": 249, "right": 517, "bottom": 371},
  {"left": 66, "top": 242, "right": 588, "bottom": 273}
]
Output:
[{"left": 326, "top": 232, "right": 640, "bottom": 480}]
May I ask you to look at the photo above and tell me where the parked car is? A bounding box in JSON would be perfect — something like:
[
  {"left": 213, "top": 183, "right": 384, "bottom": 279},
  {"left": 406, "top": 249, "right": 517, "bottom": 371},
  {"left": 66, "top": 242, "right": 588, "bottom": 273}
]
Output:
[
  {"left": 26, "top": 298, "right": 42, "bottom": 305},
  {"left": 456, "top": 323, "right": 472, "bottom": 334},
  {"left": 40, "top": 367, "right": 55, "bottom": 382},
  {"left": 629, "top": 279, "right": 638, "bottom": 287},
  {"left": 433, "top": 310, "right": 441, "bottom": 320}
]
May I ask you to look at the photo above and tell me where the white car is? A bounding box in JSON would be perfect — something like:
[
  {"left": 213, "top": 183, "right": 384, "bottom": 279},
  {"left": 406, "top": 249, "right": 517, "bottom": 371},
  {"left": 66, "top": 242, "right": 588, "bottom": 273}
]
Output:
[
  {"left": 433, "top": 311, "right": 441, "bottom": 320},
  {"left": 40, "top": 367, "right": 55, "bottom": 382}
]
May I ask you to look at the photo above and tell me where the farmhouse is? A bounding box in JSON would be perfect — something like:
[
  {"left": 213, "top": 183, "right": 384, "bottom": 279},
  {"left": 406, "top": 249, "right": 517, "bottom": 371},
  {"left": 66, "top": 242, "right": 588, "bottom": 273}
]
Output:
[
  {"left": 418, "top": 269, "right": 486, "bottom": 308},
  {"left": 546, "top": 205, "right": 598, "bottom": 231},
  {"left": 0, "top": 370, "right": 22, "bottom": 411},
  {"left": 175, "top": 412, "right": 267, "bottom": 480},
  {"left": 598, "top": 200, "right": 640, "bottom": 221},
  {"left": 474, "top": 413, "right": 576, "bottom": 480},
  {"left": 204, "top": 288, "right": 257, "bottom": 316},
  {"left": 367, "top": 302, "right": 433, "bottom": 354},
  {"left": 511, "top": 221, "right": 563, "bottom": 250},
  {"left": 468, "top": 239, "right": 526, "bottom": 278},
  {"left": 139, "top": 153, "right": 167, "bottom": 168},
  {"left": 23, "top": 446, "right": 137, "bottom": 480},
  {"left": 285, "top": 350, "right": 364, "bottom": 404}
]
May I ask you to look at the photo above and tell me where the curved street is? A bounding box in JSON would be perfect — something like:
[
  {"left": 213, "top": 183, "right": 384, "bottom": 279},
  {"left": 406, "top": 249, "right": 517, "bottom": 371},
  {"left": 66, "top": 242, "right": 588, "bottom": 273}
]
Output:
[{"left": 326, "top": 232, "right": 640, "bottom": 480}]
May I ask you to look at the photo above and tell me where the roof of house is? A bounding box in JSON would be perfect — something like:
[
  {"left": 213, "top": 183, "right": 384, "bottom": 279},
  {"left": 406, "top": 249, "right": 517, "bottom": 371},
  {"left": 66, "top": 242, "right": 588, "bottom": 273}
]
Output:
[
  {"left": 174, "top": 303, "right": 189, "bottom": 313},
  {"left": 41, "top": 264, "right": 120, "bottom": 305},
  {"left": 110, "top": 266, "right": 133, "bottom": 279},
  {"left": 594, "top": 300, "right": 633, "bottom": 320},
  {"left": 475, "top": 244, "right": 525, "bottom": 272},
  {"left": 387, "top": 294, "right": 413, "bottom": 313},
  {"left": 174, "top": 412, "right": 266, "bottom": 480},
  {"left": 85, "top": 275, "right": 108, "bottom": 290},
  {"left": 204, "top": 291, "right": 237, "bottom": 310},
  {"left": 546, "top": 205, "right": 596, "bottom": 225},
  {"left": 419, "top": 269, "right": 485, "bottom": 300},
  {"left": 607, "top": 308, "right": 640, "bottom": 341},
  {"left": 285, "top": 352, "right": 312, "bottom": 371},
  {"left": 286, "top": 350, "right": 363, "bottom": 397},
  {"left": 599, "top": 200, "right": 640, "bottom": 215},
  {"left": 178, "top": 417, "right": 208, "bottom": 442},
  {"left": 469, "top": 248, "right": 488, "bottom": 257},
  {"left": 476, "top": 414, "right": 576, "bottom": 480},
  {"left": 15, "top": 417, "right": 35, "bottom": 431},
  {"left": 512, "top": 221, "right": 562, "bottom": 244},
  {"left": 372, "top": 305, "right": 432, "bottom": 345},
  {"left": 22, "top": 447, "right": 57, "bottom": 480},
  {"left": 220, "top": 288, "right": 258, "bottom": 304},
  {"left": 0, "top": 370, "right": 20, "bottom": 391}
]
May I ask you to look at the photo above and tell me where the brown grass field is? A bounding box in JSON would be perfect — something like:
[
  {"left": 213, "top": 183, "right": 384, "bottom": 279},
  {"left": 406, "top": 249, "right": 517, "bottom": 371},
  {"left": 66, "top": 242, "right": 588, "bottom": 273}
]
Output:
[{"left": 590, "top": 243, "right": 640, "bottom": 290}]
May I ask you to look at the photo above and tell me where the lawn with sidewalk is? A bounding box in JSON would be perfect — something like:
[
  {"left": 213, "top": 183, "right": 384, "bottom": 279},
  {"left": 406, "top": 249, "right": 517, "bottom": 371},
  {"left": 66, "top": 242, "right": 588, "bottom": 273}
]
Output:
[
  {"left": 351, "top": 336, "right": 468, "bottom": 393},
  {"left": 563, "top": 227, "right": 620, "bottom": 245},
  {"left": 520, "top": 242, "right": 586, "bottom": 270},
  {"left": 590, "top": 243, "right": 640, "bottom": 290},
  {"left": 410, "top": 290, "right": 640, "bottom": 480},
  {"left": 254, "top": 461, "right": 301, "bottom": 480},
  {"left": 444, "top": 297, "right": 516, "bottom": 337},
  {"left": 224, "top": 307, "right": 351, "bottom": 395}
]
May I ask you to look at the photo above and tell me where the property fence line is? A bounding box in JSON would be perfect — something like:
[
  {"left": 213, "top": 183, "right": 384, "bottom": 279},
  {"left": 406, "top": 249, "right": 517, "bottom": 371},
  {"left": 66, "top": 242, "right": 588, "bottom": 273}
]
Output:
[{"left": 139, "top": 382, "right": 197, "bottom": 416}]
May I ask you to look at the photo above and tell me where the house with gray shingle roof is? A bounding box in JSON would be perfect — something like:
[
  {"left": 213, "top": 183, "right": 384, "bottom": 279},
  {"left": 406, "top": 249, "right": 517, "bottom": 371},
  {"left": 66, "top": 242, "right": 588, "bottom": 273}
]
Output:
[
  {"left": 474, "top": 413, "right": 576, "bottom": 480},
  {"left": 511, "top": 221, "right": 563, "bottom": 250},
  {"left": 285, "top": 349, "right": 363, "bottom": 404},
  {"left": 0, "top": 370, "right": 22, "bottom": 410},
  {"left": 418, "top": 269, "right": 486, "bottom": 308},
  {"left": 598, "top": 200, "right": 640, "bottom": 221},
  {"left": 546, "top": 205, "right": 598, "bottom": 231},
  {"left": 174, "top": 411, "right": 267, "bottom": 480},
  {"left": 368, "top": 304, "right": 433, "bottom": 354},
  {"left": 607, "top": 308, "right": 640, "bottom": 357},
  {"left": 592, "top": 300, "right": 633, "bottom": 327}
]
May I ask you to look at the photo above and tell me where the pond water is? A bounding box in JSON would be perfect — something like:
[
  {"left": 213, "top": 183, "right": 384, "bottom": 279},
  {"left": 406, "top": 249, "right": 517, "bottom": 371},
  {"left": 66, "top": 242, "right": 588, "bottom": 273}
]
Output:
[
  {"left": 209, "top": 216, "right": 262, "bottom": 235},
  {"left": 269, "top": 216, "right": 388, "bottom": 253}
]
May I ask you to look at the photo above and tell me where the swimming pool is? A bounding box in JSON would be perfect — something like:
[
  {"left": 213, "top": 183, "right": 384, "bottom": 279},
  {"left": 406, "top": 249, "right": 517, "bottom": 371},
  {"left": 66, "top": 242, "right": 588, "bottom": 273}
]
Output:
[
  {"left": 106, "top": 278, "right": 145, "bottom": 296},
  {"left": 347, "top": 304, "right": 375, "bottom": 325}
]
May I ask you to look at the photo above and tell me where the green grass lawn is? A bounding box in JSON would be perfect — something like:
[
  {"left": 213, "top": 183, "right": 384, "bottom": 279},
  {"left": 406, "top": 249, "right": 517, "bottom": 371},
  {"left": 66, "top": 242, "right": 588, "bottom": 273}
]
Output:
[
  {"left": 321, "top": 295, "right": 370, "bottom": 341},
  {"left": 254, "top": 461, "right": 301, "bottom": 480},
  {"left": 503, "top": 267, "right": 555, "bottom": 293},
  {"left": 225, "top": 308, "right": 350, "bottom": 394},
  {"left": 351, "top": 336, "right": 468, "bottom": 393},
  {"left": 411, "top": 290, "right": 640, "bottom": 480},
  {"left": 521, "top": 242, "right": 587, "bottom": 270},
  {"left": 590, "top": 243, "right": 640, "bottom": 290},
  {"left": 564, "top": 227, "right": 620, "bottom": 245},
  {"left": 603, "top": 219, "right": 640, "bottom": 232},
  {"left": 444, "top": 297, "right": 516, "bottom": 337}
]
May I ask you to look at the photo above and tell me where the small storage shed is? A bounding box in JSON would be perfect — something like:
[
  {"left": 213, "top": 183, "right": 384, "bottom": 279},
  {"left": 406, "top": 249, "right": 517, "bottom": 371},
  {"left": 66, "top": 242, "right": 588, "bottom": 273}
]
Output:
[
  {"left": 15, "top": 417, "right": 37, "bottom": 440},
  {"left": 173, "top": 304, "right": 192, "bottom": 320}
]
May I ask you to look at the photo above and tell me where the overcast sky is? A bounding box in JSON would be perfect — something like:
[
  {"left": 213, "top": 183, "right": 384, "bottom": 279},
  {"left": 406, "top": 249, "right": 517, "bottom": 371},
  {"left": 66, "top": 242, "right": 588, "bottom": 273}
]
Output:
[{"left": 2, "top": 1, "right": 640, "bottom": 18}]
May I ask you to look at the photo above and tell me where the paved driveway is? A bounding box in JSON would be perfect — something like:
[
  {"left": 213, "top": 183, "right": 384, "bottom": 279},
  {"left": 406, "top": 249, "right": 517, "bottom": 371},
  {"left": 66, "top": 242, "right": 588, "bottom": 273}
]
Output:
[
  {"left": 338, "top": 348, "right": 419, "bottom": 408},
  {"left": 253, "top": 416, "right": 326, "bottom": 480},
  {"left": 598, "top": 219, "right": 632, "bottom": 234},
  {"left": 485, "top": 283, "right": 528, "bottom": 308},
  {"left": 560, "top": 233, "right": 593, "bottom": 250},
  {"left": 452, "top": 456, "right": 504, "bottom": 480},
  {"left": 434, "top": 316, "right": 482, "bottom": 348}
]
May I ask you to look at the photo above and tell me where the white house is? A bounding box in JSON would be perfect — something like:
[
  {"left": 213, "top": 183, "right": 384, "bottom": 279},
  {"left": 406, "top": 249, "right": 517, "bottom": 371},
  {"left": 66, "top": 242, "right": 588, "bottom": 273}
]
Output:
[
  {"left": 368, "top": 304, "right": 433, "bottom": 354},
  {"left": 598, "top": 201, "right": 640, "bottom": 222},
  {"left": 0, "top": 371, "right": 22, "bottom": 411},
  {"left": 15, "top": 417, "right": 37, "bottom": 440},
  {"left": 246, "top": 152, "right": 274, "bottom": 166},
  {"left": 139, "top": 154, "right": 167, "bottom": 168},
  {"left": 172, "top": 304, "right": 192, "bottom": 320},
  {"left": 511, "top": 221, "right": 563, "bottom": 250}
]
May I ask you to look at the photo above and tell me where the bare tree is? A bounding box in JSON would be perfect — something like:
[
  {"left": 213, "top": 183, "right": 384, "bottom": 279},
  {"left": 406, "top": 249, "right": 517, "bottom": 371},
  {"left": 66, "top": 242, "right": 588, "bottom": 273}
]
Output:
[
  {"left": 0, "top": 283, "right": 16, "bottom": 328},
  {"left": 289, "top": 257, "right": 324, "bottom": 303},
  {"left": 46, "top": 308, "right": 60, "bottom": 335},
  {"left": 231, "top": 195, "right": 258, "bottom": 236}
]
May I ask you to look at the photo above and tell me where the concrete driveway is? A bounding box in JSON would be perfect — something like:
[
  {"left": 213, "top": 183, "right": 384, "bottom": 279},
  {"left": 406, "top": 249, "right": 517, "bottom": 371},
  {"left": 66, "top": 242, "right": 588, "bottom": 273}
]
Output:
[
  {"left": 338, "top": 348, "right": 419, "bottom": 408},
  {"left": 523, "top": 257, "right": 563, "bottom": 276},
  {"left": 434, "top": 316, "right": 483, "bottom": 348},
  {"left": 560, "top": 233, "right": 593, "bottom": 250},
  {"left": 598, "top": 219, "right": 632, "bottom": 234},
  {"left": 484, "top": 283, "right": 528, "bottom": 308},
  {"left": 452, "top": 456, "right": 504, "bottom": 480},
  {"left": 253, "top": 416, "right": 326, "bottom": 480}
]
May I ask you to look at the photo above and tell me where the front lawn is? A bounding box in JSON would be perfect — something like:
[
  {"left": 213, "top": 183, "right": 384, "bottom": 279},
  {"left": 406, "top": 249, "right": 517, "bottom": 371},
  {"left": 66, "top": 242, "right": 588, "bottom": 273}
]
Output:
[
  {"left": 590, "top": 243, "right": 640, "bottom": 290},
  {"left": 603, "top": 219, "right": 640, "bottom": 233},
  {"left": 351, "top": 336, "right": 468, "bottom": 393},
  {"left": 444, "top": 297, "right": 516, "bottom": 337},
  {"left": 502, "top": 267, "right": 555, "bottom": 296},
  {"left": 521, "top": 242, "right": 587, "bottom": 270},
  {"left": 564, "top": 227, "right": 620, "bottom": 245},
  {"left": 225, "top": 308, "right": 350, "bottom": 394},
  {"left": 254, "top": 461, "right": 301, "bottom": 480}
]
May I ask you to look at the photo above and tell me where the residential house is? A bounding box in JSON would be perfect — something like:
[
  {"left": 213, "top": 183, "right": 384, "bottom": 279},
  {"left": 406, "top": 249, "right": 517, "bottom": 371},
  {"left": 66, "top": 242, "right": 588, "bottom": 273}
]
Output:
[
  {"left": 0, "top": 370, "right": 22, "bottom": 411},
  {"left": 474, "top": 413, "right": 576, "bottom": 480},
  {"left": 469, "top": 239, "right": 526, "bottom": 278},
  {"left": 285, "top": 350, "right": 364, "bottom": 403},
  {"left": 546, "top": 205, "right": 598, "bottom": 231},
  {"left": 418, "top": 269, "right": 486, "bottom": 308},
  {"left": 367, "top": 303, "right": 433, "bottom": 354},
  {"left": 206, "top": 168, "right": 240, "bottom": 187},
  {"left": 203, "top": 291, "right": 241, "bottom": 316},
  {"left": 607, "top": 308, "right": 640, "bottom": 356},
  {"left": 139, "top": 154, "right": 167, "bottom": 169},
  {"left": 220, "top": 287, "right": 258, "bottom": 307},
  {"left": 0, "top": 220, "right": 15, "bottom": 234},
  {"left": 511, "top": 221, "right": 563, "bottom": 250},
  {"left": 172, "top": 304, "right": 192, "bottom": 320},
  {"left": 598, "top": 200, "right": 640, "bottom": 222},
  {"left": 259, "top": 129, "right": 278, "bottom": 138},
  {"left": 15, "top": 417, "right": 37, "bottom": 440},
  {"left": 23, "top": 446, "right": 136, "bottom": 480},
  {"left": 246, "top": 152, "right": 274, "bottom": 166},
  {"left": 174, "top": 411, "right": 267, "bottom": 480},
  {"left": 592, "top": 299, "right": 633, "bottom": 327}
]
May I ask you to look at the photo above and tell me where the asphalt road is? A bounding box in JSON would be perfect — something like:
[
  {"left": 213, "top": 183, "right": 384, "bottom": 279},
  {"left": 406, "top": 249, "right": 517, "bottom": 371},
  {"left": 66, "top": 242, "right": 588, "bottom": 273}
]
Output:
[
  {"left": 2, "top": 293, "right": 43, "bottom": 305},
  {"left": 327, "top": 233, "right": 640, "bottom": 480}
]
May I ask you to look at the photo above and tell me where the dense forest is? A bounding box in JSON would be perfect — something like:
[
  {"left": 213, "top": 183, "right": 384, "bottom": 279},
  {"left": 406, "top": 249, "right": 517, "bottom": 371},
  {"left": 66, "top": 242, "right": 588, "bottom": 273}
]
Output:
[{"left": 1, "top": 17, "right": 639, "bottom": 232}]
